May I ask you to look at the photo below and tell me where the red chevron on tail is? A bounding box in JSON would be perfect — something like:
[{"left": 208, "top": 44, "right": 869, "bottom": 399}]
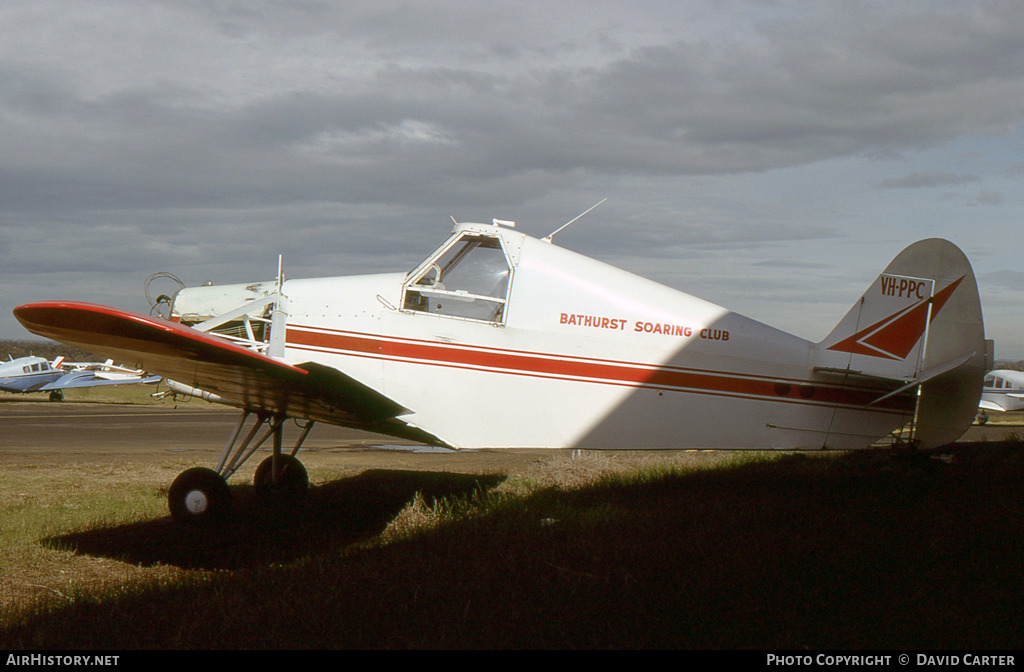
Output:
[{"left": 827, "top": 276, "right": 964, "bottom": 360}]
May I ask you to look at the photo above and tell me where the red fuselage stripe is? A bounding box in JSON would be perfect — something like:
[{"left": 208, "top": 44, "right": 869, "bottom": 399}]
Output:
[{"left": 286, "top": 326, "right": 913, "bottom": 413}]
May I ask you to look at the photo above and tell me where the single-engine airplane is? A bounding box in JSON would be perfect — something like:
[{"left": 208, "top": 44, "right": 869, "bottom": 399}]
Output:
[
  {"left": 0, "top": 355, "right": 159, "bottom": 401},
  {"left": 976, "top": 369, "right": 1024, "bottom": 424},
  {"left": 14, "top": 217, "right": 988, "bottom": 523}
]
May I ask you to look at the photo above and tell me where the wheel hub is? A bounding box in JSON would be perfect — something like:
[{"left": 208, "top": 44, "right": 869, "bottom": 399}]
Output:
[{"left": 185, "top": 490, "right": 209, "bottom": 514}]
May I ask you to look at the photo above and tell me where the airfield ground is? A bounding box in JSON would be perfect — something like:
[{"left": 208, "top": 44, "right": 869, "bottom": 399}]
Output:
[
  {"left": 0, "top": 393, "right": 732, "bottom": 474},
  {"left": 3, "top": 391, "right": 1024, "bottom": 648},
  {"left": 4, "top": 388, "right": 1021, "bottom": 466}
]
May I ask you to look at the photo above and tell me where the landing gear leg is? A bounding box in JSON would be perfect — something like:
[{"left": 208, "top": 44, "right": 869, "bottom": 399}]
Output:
[
  {"left": 253, "top": 417, "right": 309, "bottom": 501},
  {"left": 166, "top": 412, "right": 315, "bottom": 523}
]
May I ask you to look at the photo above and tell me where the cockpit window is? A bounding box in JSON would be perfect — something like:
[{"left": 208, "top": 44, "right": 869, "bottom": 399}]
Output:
[{"left": 402, "top": 233, "right": 512, "bottom": 323}]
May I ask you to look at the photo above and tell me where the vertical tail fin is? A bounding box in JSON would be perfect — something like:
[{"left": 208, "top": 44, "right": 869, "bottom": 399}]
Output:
[{"left": 817, "top": 238, "right": 985, "bottom": 448}]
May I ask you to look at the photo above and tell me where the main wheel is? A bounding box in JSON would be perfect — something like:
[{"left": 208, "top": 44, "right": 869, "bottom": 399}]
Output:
[
  {"left": 253, "top": 454, "right": 308, "bottom": 501},
  {"left": 168, "top": 467, "right": 232, "bottom": 523}
]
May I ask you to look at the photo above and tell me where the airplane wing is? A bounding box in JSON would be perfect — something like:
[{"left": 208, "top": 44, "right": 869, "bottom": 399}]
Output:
[
  {"left": 14, "top": 301, "right": 415, "bottom": 434},
  {"left": 40, "top": 370, "right": 162, "bottom": 390}
]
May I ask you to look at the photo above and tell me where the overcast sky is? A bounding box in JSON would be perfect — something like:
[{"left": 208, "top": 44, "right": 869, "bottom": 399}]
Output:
[{"left": 3, "top": 1, "right": 1023, "bottom": 359}]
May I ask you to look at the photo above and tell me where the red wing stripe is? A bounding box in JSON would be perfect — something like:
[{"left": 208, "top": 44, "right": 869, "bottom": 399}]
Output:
[{"left": 14, "top": 301, "right": 309, "bottom": 380}]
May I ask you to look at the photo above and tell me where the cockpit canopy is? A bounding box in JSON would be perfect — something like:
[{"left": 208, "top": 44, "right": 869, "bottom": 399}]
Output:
[
  {"left": 17, "top": 359, "right": 52, "bottom": 374},
  {"left": 402, "top": 228, "right": 514, "bottom": 324},
  {"left": 984, "top": 372, "right": 1020, "bottom": 390}
]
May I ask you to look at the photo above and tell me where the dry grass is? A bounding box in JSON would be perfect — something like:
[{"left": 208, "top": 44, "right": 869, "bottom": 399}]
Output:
[
  {"left": 58, "top": 385, "right": 165, "bottom": 405},
  {"left": 2, "top": 443, "right": 1023, "bottom": 649},
  {"left": 979, "top": 410, "right": 1024, "bottom": 425},
  {"left": 0, "top": 449, "right": 743, "bottom": 621},
  {"left": 0, "top": 462, "right": 195, "bottom": 613}
]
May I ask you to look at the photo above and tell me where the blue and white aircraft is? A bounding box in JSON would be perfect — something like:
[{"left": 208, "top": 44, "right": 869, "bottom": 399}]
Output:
[
  {"left": 0, "top": 354, "right": 159, "bottom": 401},
  {"left": 0, "top": 355, "right": 65, "bottom": 399},
  {"left": 977, "top": 369, "right": 1024, "bottom": 424}
]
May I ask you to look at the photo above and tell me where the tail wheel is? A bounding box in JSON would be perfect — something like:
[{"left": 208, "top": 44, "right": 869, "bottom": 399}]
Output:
[
  {"left": 169, "top": 467, "right": 232, "bottom": 523},
  {"left": 253, "top": 454, "right": 308, "bottom": 500}
]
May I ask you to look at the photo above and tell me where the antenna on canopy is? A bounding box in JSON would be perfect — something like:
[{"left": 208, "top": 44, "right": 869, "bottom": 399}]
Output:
[{"left": 542, "top": 198, "right": 607, "bottom": 243}]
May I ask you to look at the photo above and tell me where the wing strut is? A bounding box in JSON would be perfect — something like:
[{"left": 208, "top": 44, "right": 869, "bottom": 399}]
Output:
[{"left": 214, "top": 411, "right": 316, "bottom": 480}]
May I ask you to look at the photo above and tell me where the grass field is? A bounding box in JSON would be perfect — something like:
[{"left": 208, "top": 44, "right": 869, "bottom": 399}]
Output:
[{"left": 2, "top": 439, "right": 1023, "bottom": 649}]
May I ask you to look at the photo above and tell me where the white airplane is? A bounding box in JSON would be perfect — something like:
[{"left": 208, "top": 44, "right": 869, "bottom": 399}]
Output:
[
  {"left": 0, "top": 355, "right": 66, "bottom": 400},
  {"left": 0, "top": 354, "right": 159, "bottom": 401},
  {"left": 14, "top": 217, "right": 988, "bottom": 523},
  {"left": 976, "top": 369, "right": 1024, "bottom": 423}
]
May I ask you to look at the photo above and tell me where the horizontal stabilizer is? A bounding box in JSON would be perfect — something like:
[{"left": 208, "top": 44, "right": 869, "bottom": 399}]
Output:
[
  {"left": 813, "top": 366, "right": 905, "bottom": 384},
  {"left": 867, "top": 351, "right": 975, "bottom": 406}
]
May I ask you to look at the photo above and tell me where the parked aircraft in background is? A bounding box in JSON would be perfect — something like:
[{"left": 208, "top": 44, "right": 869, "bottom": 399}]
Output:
[
  {"left": 0, "top": 355, "right": 158, "bottom": 401},
  {"left": 14, "top": 216, "right": 988, "bottom": 523},
  {"left": 976, "top": 369, "right": 1024, "bottom": 424},
  {"left": 0, "top": 355, "right": 66, "bottom": 400}
]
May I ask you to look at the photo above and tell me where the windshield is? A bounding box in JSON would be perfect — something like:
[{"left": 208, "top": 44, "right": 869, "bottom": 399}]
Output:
[{"left": 403, "top": 233, "right": 512, "bottom": 323}]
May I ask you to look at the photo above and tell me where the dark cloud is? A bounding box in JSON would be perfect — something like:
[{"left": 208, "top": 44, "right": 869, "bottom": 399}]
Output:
[
  {"left": 3, "top": 1, "right": 1024, "bottom": 354},
  {"left": 6, "top": 2, "right": 1024, "bottom": 211},
  {"left": 880, "top": 172, "right": 981, "bottom": 189},
  {"left": 975, "top": 190, "right": 1005, "bottom": 205}
]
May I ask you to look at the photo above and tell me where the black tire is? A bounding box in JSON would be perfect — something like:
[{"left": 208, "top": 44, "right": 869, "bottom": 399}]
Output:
[
  {"left": 48, "top": 390, "right": 64, "bottom": 402},
  {"left": 253, "top": 454, "right": 308, "bottom": 501},
  {"left": 168, "top": 467, "right": 232, "bottom": 523}
]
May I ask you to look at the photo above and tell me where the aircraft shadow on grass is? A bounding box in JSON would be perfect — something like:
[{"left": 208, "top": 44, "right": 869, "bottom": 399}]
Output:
[{"left": 43, "top": 469, "right": 504, "bottom": 571}]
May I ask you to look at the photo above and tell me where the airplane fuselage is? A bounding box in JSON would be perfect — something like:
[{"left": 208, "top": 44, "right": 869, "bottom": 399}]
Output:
[
  {"left": 0, "top": 356, "right": 62, "bottom": 394},
  {"left": 980, "top": 369, "right": 1024, "bottom": 413},
  {"left": 219, "top": 223, "right": 917, "bottom": 450}
]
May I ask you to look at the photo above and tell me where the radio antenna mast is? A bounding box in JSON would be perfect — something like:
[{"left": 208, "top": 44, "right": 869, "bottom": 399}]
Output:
[{"left": 542, "top": 198, "right": 607, "bottom": 243}]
